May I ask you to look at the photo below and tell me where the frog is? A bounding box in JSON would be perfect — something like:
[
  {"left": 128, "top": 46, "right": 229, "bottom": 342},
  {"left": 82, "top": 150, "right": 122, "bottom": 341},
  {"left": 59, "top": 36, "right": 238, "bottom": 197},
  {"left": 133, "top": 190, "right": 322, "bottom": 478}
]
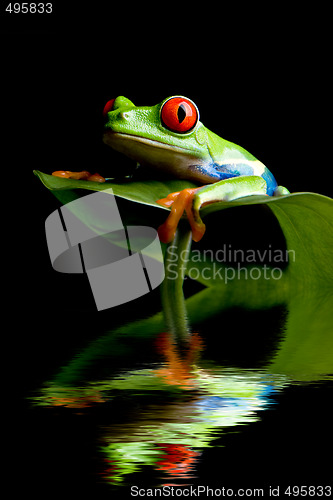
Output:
[{"left": 52, "top": 95, "right": 289, "bottom": 243}]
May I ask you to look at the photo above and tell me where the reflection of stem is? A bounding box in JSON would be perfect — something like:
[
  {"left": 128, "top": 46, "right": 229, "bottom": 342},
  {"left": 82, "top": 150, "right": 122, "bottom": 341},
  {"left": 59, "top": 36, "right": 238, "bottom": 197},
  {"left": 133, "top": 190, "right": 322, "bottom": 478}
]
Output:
[{"left": 161, "top": 221, "right": 192, "bottom": 343}]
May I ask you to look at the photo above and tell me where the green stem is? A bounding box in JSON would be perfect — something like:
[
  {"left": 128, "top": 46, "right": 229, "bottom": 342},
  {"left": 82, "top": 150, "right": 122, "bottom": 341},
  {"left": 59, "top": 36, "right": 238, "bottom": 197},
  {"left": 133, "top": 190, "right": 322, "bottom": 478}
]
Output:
[{"left": 161, "top": 221, "right": 192, "bottom": 343}]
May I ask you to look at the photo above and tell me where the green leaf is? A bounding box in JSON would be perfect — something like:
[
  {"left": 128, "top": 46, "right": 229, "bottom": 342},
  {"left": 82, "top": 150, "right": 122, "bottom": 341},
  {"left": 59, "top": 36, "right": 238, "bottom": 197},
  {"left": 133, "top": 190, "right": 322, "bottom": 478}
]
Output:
[
  {"left": 200, "top": 192, "right": 333, "bottom": 288},
  {"left": 33, "top": 170, "right": 333, "bottom": 384},
  {"left": 33, "top": 170, "right": 198, "bottom": 209},
  {"left": 34, "top": 170, "right": 333, "bottom": 289}
]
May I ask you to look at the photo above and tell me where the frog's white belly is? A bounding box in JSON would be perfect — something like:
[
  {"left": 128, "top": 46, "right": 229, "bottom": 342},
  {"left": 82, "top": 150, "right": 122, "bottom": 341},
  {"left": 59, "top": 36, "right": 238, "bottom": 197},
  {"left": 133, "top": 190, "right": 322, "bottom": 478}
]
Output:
[
  {"left": 103, "top": 131, "right": 267, "bottom": 185},
  {"left": 103, "top": 131, "right": 210, "bottom": 182}
]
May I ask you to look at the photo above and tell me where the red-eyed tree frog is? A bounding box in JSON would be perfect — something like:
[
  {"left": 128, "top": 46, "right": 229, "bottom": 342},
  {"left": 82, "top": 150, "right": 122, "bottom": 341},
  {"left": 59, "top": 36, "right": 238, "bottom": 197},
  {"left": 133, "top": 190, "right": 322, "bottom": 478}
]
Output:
[{"left": 53, "top": 96, "right": 289, "bottom": 243}]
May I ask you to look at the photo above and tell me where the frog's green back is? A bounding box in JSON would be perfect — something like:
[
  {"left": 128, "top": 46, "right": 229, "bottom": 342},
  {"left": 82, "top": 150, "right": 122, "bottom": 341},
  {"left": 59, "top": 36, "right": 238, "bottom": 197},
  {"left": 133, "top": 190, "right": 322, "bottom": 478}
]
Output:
[{"left": 205, "top": 128, "right": 258, "bottom": 164}]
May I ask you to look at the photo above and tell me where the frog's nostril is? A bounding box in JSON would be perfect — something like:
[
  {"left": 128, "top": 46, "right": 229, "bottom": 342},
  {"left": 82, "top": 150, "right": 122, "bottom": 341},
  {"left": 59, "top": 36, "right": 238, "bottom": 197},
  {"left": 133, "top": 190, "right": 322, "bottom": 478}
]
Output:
[
  {"left": 120, "top": 111, "right": 130, "bottom": 120},
  {"left": 103, "top": 98, "right": 116, "bottom": 117}
]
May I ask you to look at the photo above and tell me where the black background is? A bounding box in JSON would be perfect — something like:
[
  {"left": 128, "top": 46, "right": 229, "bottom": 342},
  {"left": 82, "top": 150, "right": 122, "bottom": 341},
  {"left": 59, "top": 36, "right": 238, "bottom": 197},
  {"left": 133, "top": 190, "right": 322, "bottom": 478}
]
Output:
[{"left": 3, "top": 4, "right": 332, "bottom": 497}]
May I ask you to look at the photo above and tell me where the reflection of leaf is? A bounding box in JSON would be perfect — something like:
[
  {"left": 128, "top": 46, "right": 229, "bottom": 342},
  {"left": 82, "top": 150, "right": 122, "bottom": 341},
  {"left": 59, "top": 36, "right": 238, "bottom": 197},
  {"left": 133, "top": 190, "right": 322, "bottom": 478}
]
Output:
[{"left": 269, "top": 292, "right": 333, "bottom": 381}]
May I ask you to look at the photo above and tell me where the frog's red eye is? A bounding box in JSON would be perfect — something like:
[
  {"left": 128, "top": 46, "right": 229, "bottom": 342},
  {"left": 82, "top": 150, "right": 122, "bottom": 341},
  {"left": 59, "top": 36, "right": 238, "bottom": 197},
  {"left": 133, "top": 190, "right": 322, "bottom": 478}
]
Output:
[
  {"left": 103, "top": 98, "right": 116, "bottom": 117},
  {"left": 161, "top": 97, "right": 198, "bottom": 133}
]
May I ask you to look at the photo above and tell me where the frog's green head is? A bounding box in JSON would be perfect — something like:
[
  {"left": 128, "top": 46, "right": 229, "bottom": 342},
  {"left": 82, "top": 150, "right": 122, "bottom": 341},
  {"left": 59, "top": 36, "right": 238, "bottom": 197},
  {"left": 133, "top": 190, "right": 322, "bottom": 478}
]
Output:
[{"left": 103, "top": 95, "right": 211, "bottom": 180}]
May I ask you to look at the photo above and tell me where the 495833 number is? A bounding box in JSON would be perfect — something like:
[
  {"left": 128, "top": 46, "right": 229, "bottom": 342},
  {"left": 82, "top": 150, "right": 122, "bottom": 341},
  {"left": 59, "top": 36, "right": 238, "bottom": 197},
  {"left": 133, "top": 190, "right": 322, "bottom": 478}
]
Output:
[
  {"left": 5, "top": 3, "right": 52, "bottom": 13},
  {"left": 284, "top": 485, "right": 332, "bottom": 497}
]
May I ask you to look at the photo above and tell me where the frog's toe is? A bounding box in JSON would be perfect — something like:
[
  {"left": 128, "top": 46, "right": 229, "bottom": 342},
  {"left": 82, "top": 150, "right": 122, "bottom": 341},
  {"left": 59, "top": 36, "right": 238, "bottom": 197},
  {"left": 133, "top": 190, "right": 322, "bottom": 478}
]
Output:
[
  {"left": 52, "top": 170, "right": 106, "bottom": 182},
  {"left": 156, "top": 191, "right": 181, "bottom": 208},
  {"left": 52, "top": 170, "right": 90, "bottom": 180},
  {"left": 274, "top": 185, "right": 290, "bottom": 196},
  {"left": 185, "top": 208, "right": 206, "bottom": 242},
  {"left": 158, "top": 218, "right": 178, "bottom": 244},
  {"left": 157, "top": 188, "right": 204, "bottom": 243},
  {"left": 157, "top": 188, "right": 197, "bottom": 243},
  {"left": 86, "top": 173, "right": 106, "bottom": 183}
]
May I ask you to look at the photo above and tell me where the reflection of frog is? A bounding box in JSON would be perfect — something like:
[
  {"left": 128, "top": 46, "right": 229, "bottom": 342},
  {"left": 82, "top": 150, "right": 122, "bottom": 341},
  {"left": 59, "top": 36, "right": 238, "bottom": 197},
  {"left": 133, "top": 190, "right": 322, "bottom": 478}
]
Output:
[
  {"left": 101, "top": 365, "right": 282, "bottom": 485},
  {"left": 53, "top": 96, "right": 289, "bottom": 243}
]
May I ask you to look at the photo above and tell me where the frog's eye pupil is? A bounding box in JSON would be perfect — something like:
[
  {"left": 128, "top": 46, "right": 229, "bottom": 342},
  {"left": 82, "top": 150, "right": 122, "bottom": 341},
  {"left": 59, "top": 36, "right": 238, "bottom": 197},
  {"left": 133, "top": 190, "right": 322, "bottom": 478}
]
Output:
[
  {"left": 161, "top": 97, "right": 198, "bottom": 133},
  {"left": 177, "top": 104, "right": 187, "bottom": 124}
]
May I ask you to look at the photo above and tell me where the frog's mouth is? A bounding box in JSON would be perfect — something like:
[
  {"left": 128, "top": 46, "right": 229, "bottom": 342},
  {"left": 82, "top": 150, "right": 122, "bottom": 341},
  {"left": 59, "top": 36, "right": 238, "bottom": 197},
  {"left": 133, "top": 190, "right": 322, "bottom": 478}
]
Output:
[{"left": 103, "top": 131, "right": 206, "bottom": 181}]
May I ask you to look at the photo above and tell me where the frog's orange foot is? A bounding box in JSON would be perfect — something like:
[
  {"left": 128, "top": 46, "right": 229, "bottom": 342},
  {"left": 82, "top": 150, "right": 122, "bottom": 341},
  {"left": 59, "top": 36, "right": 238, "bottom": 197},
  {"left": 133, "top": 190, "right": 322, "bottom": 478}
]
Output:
[
  {"left": 52, "top": 170, "right": 106, "bottom": 183},
  {"left": 157, "top": 188, "right": 206, "bottom": 243}
]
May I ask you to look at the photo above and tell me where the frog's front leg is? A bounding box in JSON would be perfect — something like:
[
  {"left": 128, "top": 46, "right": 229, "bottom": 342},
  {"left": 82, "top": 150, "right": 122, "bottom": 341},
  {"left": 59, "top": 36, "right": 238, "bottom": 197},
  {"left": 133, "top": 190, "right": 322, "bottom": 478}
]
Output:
[{"left": 157, "top": 176, "right": 268, "bottom": 243}]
